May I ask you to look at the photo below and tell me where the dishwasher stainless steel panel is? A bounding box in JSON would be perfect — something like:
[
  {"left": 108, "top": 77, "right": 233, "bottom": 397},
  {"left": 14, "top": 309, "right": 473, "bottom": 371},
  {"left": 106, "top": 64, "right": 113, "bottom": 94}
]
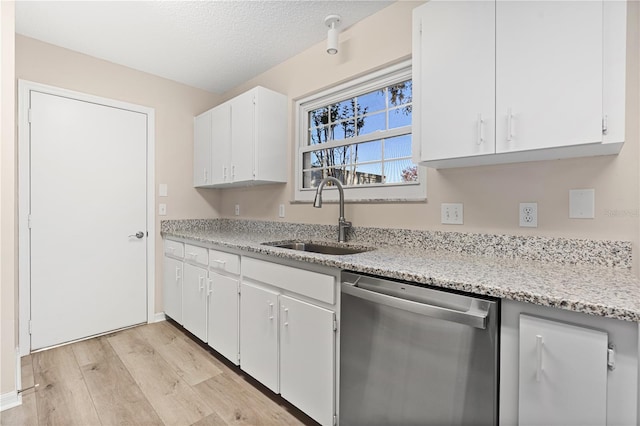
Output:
[{"left": 339, "top": 272, "right": 499, "bottom": 425}]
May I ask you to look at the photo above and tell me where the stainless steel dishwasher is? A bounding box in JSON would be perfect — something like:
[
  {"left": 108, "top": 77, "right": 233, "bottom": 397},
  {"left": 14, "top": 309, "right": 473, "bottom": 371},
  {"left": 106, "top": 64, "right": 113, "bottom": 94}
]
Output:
[{"left": 339, "top": 272, "right": 499, "bottom": 426}]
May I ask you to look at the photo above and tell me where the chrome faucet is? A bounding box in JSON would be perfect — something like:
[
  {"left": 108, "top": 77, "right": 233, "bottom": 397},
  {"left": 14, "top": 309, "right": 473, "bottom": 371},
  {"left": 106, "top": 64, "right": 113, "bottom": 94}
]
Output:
[{"left": 313, "top": 177, "right": 352, "bottom": 243}]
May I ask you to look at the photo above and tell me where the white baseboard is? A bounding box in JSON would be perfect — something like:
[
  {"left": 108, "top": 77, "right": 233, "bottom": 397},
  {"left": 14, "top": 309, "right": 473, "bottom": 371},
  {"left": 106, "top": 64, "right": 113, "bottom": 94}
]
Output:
[
  {"left": 0, "top": 391, "right": 21, "bottom": 412},
  {"left": 153, "top": 312, "right": 166, "bottom": 323}
]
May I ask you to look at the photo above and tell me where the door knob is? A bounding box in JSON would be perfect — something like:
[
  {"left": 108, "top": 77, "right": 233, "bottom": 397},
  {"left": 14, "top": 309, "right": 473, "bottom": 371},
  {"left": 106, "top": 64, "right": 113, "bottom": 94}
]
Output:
[{"left": 129, "top": 231, "right": 144, "bottom": 239}]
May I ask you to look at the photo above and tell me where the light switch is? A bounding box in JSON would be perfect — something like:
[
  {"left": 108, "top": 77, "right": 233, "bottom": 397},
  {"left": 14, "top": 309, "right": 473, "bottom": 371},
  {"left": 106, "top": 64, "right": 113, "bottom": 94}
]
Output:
[
  {"left": 569, "top": 189, "right": 595, "bottom": 219},
  {"left": 159, "top": 203, "right": 167, "bottom": 216},
  {"left": 159, "top": 184, "right": 168, "bottom": 197}
]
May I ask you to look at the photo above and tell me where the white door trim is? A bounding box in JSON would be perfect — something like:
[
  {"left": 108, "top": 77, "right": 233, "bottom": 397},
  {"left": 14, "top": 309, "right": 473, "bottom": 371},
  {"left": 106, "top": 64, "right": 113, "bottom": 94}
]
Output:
[{"left": 17, "top": 80, "right": 156, "bottom": 356}]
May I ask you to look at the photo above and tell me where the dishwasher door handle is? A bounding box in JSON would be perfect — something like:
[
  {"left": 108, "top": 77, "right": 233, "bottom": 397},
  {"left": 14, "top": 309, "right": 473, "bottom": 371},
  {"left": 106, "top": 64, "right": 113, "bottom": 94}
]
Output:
[{"left": 342, "top": 282, "right": 489, "bottom": 329}]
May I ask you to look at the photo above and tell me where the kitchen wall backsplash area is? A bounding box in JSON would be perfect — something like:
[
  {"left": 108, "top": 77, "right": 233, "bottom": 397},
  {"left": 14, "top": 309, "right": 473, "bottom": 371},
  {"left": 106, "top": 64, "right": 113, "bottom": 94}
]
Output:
[{"left": 161, "top": 219, "right": 632, "bottom": 269}]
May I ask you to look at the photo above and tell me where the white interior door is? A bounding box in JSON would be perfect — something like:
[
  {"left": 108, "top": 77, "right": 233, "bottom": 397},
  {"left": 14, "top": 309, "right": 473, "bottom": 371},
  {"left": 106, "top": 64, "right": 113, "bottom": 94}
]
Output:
[{"left": 29, "top": 90, "right": 148, "bottom": 350}]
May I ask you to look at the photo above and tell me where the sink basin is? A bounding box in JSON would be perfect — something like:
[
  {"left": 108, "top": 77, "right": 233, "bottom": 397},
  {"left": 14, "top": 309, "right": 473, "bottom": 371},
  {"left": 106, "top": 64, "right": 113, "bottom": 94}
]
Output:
[{"left": 263, "top": 241, "right": 372, "bottom": 256}]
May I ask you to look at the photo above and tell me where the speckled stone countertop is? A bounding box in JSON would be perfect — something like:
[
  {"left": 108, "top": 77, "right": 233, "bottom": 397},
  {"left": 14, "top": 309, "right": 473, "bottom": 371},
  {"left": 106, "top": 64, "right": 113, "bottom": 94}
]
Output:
[{"left": 161, "top": 219, "right": 640, "bottom": 322}]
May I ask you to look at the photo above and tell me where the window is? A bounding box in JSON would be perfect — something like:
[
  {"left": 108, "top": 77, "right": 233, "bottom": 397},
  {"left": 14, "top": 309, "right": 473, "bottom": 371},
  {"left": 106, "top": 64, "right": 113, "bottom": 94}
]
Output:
[{"left": 295, "top": 61, "right": 425, "bottom": 202}]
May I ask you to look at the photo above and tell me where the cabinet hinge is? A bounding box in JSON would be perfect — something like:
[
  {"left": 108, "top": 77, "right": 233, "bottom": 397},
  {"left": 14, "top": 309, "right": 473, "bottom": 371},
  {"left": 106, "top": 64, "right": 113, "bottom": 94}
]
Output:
[
  {"left": 602, "top": 115, "right": 609, "bottom": 135},
  {"left": 333, "top": 414, "right": 337, "bottom": 425},
  {"left": 28, "top": 108, "right": 32, "bottom": 123},
  {"left": 333, "top": 314, "right": 337, "bottom": 332},
  {"left": 28, "top": 320, "right": 32, "bottom": 334},
  {"left": 28, "top": 215, "right": 32, "bottom": 229},
  {"left": 607, "top": 343, "right": 616, "bottom": 370},
  {"left": 237, "top": 354, "right": 241, "bottom": 364}
]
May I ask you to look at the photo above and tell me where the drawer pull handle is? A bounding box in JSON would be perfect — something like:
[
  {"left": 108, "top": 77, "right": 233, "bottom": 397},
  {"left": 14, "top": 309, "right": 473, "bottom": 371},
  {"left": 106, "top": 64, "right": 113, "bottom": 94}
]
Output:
[
  {"left": 212, "top": 259, "right": 227, "bottom": 268},
  {"left": 477, "top": 113, "right": 484, "bottom": 145},
  {"left": 283, "top": 306, "right": 289, "bottom": 327},
  {"left": 507, "top": 108, "right": 514, "bottom": 142},
  {"left": 536, "top": 334, "right": 543, "bottom": 382}
]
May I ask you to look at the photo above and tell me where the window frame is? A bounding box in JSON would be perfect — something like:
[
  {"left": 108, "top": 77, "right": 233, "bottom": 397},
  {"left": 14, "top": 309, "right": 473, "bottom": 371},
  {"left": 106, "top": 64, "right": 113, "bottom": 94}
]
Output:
[{"left": 294, "top": 60, "right": 426, "bottom": 203}]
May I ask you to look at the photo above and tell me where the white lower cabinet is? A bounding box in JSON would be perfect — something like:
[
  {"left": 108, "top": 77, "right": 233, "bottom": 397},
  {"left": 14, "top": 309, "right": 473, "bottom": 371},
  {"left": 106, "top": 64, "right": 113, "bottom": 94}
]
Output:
[
  {"left": 280, "top": 295, "right": 335, "bottom": 426},
  {"left": 240, "top": 282, "right": 280, "bottom": 392},
  {"left": 163, "top": 239, "right": 184, "bottom": 324},
  {"left": 163, "top": 256, "right": 183, "bottom": 323},
  {"left": 182, "top": 263, "right": 208, "bottom": 342},
  {"left": 207, "top": 271, "right": 240, "bottom": 365},
  {"left": 518, "top": 315, "right": 608, "bottom": 426},
  {"left": 500, "top": 299, "right": 638, "bottom": 426},
  {"left": 240, "top": 257, "right": 337, "bottom": 426}
]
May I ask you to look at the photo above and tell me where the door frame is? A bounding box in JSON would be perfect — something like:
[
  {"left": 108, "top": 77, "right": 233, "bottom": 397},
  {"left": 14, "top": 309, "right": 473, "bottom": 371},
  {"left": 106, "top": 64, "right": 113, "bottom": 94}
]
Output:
[{"left": 17, "top": 80, "right": 156, "bottom": 356}]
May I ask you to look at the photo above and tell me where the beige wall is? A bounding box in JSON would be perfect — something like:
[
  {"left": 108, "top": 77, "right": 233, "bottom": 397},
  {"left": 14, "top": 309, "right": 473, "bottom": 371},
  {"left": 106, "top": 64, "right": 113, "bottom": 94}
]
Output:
[
  {"left": 217, "top": 1, "right": 640, "bottom": 272},
  {"left": 1, "top": 1, "right": 17, "bottom": 397},
  {"left": 14, "top": 36, "right": 221, "bottom": 326}
]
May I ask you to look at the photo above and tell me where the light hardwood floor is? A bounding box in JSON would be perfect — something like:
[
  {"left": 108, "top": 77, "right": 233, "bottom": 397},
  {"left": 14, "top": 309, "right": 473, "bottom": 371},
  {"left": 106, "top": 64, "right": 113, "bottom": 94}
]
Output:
[{"left": 0, "top": 321, "right": 315, "bottom": 426}]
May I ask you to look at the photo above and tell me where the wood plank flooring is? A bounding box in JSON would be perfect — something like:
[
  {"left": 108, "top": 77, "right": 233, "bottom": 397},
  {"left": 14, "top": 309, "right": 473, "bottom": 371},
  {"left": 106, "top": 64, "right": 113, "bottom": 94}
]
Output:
[{"left": 0, "top": 321, "right": 315, "bottom": 426}]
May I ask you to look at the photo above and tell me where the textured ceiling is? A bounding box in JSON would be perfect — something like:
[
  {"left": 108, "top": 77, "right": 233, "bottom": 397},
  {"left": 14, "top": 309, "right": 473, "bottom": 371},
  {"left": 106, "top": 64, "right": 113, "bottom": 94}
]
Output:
[{"left": 15, "top": 1, "right": 393, "bottom": 94}]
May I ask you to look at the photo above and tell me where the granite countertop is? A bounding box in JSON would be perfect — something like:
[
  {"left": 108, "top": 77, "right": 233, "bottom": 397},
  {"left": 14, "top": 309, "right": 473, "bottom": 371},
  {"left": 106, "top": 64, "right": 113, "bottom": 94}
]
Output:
[{"left": 161, "top": 219, "right": 640, "bottom": 323}]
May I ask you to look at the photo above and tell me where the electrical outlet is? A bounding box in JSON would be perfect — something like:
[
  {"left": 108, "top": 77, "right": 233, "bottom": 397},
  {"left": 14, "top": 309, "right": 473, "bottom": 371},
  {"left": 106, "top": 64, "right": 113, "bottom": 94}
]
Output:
[
  {"left": 278, "top": 204, "right": 285, "bottom": 218},
  {"left": 519, "top": 202, "right": 538, "bottom": 227},
  {"left": 441, "top": 203, "right": 463, "bottom": 225},
  {"left": 158, "top": 203, "right": 167, "bottom": 216},
  {"left": 234, "top": 204, "right": 240, "bottom": 216}
]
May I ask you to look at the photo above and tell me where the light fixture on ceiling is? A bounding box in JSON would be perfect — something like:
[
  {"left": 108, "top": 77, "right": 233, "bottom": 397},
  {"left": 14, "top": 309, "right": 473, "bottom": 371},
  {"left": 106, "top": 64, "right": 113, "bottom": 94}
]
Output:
[{"left": 325, "top": 14, "right": 341, "bottom": 55}]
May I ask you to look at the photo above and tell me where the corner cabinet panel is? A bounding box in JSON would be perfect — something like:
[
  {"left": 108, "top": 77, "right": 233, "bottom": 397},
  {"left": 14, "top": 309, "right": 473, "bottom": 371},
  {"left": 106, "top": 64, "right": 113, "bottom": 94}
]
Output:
[
  {"left": 518, "top": 314, "right": 608, "bottom": 426},
  {"left": 279, "top": 295, "right": 335, "bottom": 426},
  {"left": 163, "top": 256, "right": 183, "bottom": 323},
  {"left": 239, "top": 282, "right": 280, "bottom": 393}
]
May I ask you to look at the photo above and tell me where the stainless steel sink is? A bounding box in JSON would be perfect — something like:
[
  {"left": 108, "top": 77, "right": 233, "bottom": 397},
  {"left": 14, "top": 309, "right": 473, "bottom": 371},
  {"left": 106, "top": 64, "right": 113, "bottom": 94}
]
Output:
[{"left": 263, "top": 241, "right": 372, "bottom": 255}]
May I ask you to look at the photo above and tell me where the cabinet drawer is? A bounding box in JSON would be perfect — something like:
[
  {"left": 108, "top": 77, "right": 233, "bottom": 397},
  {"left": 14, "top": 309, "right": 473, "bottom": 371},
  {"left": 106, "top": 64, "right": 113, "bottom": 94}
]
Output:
[
  {"left": 242, "top": 257, "right": 334, "bottom": 304},
  {"left": 209, "top": 249, "right": 240, "bottom": 275},
  {"left": 184, "top": 244, "right": 208, "bottom": 266},
  {"left": 164, "top": 239, "right": 184, "bottom": 258}
]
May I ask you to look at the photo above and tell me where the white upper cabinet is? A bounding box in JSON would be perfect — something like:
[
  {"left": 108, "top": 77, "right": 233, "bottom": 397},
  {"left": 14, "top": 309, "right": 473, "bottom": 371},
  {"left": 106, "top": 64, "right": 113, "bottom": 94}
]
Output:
[
  {"left": 414, "top": 0, "right": 495, "bottom": 162},
  {"left": 412, "top": 0, "right": 627, "bottom": 168},
  {"left": 210, "top": 103, "right": 231, "bottom": 186},
  {"left": 193, "top": 111, "right": 212, "bottom": 186},
  {"left": 194, "top": 86, "right": 288, "bottom": 187},
  {"left": 495, "top": 0, "right": 602, "bottom": 153}
]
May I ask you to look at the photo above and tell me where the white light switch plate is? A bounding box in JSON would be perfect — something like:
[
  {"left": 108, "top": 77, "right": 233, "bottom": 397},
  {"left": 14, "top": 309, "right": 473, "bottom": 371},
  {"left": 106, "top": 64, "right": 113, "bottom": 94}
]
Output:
[
  {"left": 441, "top": 203, "right": 463, "bottom": 225},
  {"left": 234, "top": 204, "right": 240, "bottom": 216},
  {"left": 569, "top": 189, "right": 595, "bottom": 219},
  {"left": 278, "top": 204, "right": 285, "bottom": 218},
  {"left": 159, "top": 183, "right": 168, "bottom": 197}
]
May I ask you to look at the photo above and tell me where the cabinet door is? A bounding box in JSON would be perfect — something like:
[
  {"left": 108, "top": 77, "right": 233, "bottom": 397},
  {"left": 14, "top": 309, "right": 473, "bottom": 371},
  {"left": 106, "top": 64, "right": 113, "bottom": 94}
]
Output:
[
  {"left": 163, "top": 256, "right": 183, "bottom": 324},
  {"left": 413, "top": 0, "right": 495, "bottom": 162},
  {"left": 182, "top": 263, "right": 208, "bottom": 342},
  {"left": 210, "top": 103, "right": 231, "bottom": 185},
  {"left": 518, "top": 315, "right": 608, "bottom": 426},
  {"left": 230, "top": 90, "right": 255, "bottom": 183},
  {"left": 496, "top": 1, "right": 603, "bottom": 153},
  {"left": 207, "top": 272, "right": 239, "bottom": 365},
  {"left": 280, "top": 295, "right": 335, "bottom": 426},
  {"left": 193, "top": 111, "right": 212, "bottom": 187},
  {"left": 239, "top": 282, "right": 279, "bottom": 392}
]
